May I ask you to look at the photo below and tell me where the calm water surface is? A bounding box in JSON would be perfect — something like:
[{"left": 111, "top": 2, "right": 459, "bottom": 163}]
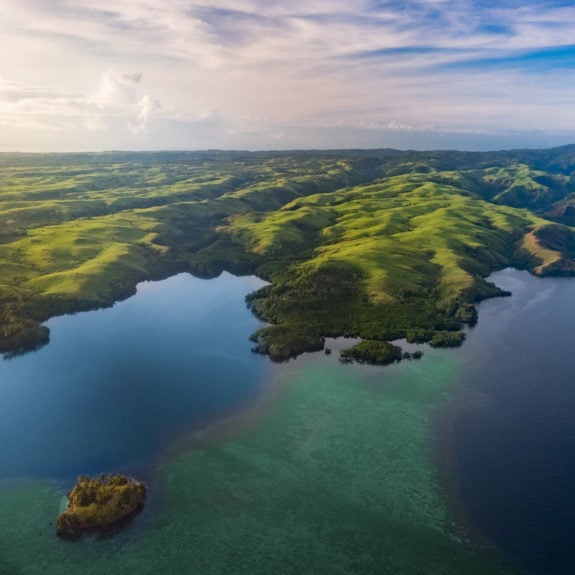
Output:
[
  {"left": 451, "top": 268, "right": 575, "bottom": 574},
  {"left": 0, "top": 268, "right": 574, "bottom": 574},
  {"left": 0, "top": 272, "right": 268, "bottom": 480}
]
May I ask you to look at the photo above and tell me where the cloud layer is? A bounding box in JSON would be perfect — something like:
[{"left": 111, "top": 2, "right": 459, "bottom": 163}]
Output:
[{"left": 2, "top": 0, "right": 575, "bottom": 151}]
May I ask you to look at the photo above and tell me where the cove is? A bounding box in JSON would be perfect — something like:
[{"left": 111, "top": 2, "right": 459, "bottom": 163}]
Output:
[{"left": 0, "top": 271, "right": 269, "bottom": 481}]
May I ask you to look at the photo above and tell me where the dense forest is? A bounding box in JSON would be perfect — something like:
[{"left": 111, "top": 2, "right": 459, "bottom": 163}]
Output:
[{"left": 2, "top": 146, "right": 575, "bottom": 361}]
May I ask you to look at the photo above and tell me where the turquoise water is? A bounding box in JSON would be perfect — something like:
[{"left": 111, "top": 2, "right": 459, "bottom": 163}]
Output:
[
  {"left": 0, "top": 270, "right": 512, "bottom": 574},
  {"left": 0, "top": 338, "right": 509, "bottom": 575}
]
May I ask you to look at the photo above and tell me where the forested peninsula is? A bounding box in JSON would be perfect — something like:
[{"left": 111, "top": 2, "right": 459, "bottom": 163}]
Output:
[{"left": 2, "top": 146, "right": 575, "bottom": 361}]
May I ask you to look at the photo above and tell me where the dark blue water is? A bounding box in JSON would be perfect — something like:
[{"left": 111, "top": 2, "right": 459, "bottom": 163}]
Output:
[
  {"left": 0, "top": 272, "right": 268, "bottom": 481},
  {"left": 451, "top": 269, "right": 575, "bottom": 575}
]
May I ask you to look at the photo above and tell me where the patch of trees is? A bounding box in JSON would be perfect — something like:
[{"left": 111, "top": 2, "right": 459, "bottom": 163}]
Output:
[
  {"left": 246, "top": 261, "right": 467, "bottom": 361},
  {"left": 0, "top": 302, "right": 49, "bottom": 356}
]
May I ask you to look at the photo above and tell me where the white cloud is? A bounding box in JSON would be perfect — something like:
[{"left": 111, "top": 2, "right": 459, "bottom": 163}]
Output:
[
  {"left": 130, "top": 94, "right": 161, "bottom": 133},
  {"left": 0, "top": 70, "right": 160, "bottom": 139},
  {"left": 91, "top": 71, "right": 143, "bottom": 109},
  {"left": 2, "top": 0, "right": 575, "bottom": 151}
]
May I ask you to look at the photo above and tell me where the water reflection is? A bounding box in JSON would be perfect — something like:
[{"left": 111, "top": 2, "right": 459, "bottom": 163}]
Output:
[{"left": 0, "top": 272, "right": 268, "bottom": 480}]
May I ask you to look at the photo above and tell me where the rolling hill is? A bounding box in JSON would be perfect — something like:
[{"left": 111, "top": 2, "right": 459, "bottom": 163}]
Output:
[{"left": 2, "top": 146, "right": 575, "bottom": 360}]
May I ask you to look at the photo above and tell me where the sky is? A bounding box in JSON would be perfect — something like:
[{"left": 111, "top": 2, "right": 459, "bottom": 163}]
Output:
[{"left": 2, "top": 0, "right": 575, "bottom": 152}]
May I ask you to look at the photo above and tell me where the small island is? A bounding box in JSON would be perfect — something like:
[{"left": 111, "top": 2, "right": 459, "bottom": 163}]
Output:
[
  {"left": 56, "top": 474, "right": 147, "bottom": 538},
  {"left": 340, "top": 340, "right": 404, "bottom": 365},
  {"left": 340, "top": 340, "right": 425, "bottom": 365}
]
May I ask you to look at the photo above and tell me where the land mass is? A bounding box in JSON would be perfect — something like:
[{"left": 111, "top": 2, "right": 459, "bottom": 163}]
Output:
[
  {"left": 56, "top": 474, "right": 147, "bottom": 538},
  {"left": 1, "top": 146, "right": 575, "bottom": 361}
]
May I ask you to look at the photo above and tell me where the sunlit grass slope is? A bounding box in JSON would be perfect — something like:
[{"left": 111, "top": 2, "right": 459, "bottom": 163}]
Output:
[
  {"left": 1, "top": 147, "right": 575, "bottom": 358},
  {"left": 232, "top": 170, "right": 575, "bottom": 359}
]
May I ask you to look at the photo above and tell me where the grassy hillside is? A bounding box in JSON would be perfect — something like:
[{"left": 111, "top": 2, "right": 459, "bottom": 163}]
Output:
[{"left": 1, "top": 147, "right": 575, "bottom": 360}]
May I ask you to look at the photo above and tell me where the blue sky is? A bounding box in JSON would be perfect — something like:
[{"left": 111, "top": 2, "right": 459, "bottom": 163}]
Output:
[{"left": 2, "top": 0, "right": 575, "bottom": 151}]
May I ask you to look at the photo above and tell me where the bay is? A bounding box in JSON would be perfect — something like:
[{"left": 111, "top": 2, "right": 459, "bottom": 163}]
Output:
[
  {"left": 0, "top": 269, "right": 509, "bottom": 575},
  {"left": 0, "top": 272, "right": 269, "bottom": 480},
  {"left": 0, "top": 267, "right": 573, "bottom": 574}
]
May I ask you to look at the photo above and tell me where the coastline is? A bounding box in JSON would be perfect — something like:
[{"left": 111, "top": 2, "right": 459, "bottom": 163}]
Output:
[{"left": 0, "top": 268, "right": 567, "bottom": 574}]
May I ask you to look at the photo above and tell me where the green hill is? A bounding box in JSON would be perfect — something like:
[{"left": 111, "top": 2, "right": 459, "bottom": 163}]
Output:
[{"left": 1, "top": 147, "right": 575, "bottom": 360}]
